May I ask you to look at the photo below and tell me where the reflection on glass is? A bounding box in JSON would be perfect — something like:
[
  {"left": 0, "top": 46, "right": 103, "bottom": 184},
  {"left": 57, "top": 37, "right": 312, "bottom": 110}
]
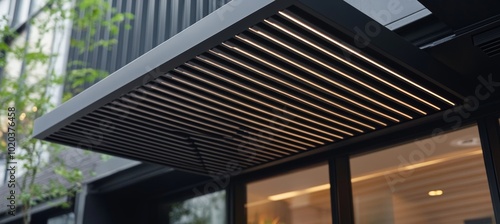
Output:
[
  {"left": 47, "top": 213, "right": 75, "bottom": 224},
  {"left": 168, "top": 191, "right": 226, "bottom": 224},
  {"left": 350, "top": 126, "right": 495, "bottom": 224},
  {"left": 247, "top": 164, "right": 331, "bottom": 224}
]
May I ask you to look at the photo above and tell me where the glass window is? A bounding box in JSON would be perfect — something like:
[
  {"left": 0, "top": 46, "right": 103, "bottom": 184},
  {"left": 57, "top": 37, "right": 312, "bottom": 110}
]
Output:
[
  {"left": 350, "top": 125, "right": 495, "bottom": 224},
  {"left": 247, "top": 164, "right": 332, "bottom": 224},
  {"left": 165, "top": 190, "right": 226, "bottom": 224},
  {"left": 47, "top": 213, "right": 75, "bottom": 224}
]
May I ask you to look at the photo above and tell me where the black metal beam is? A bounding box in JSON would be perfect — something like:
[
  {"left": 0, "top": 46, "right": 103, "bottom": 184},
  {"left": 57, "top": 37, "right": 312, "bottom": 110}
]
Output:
[{"left": 478, "top": 116, "right": 500, "bottom": 218}]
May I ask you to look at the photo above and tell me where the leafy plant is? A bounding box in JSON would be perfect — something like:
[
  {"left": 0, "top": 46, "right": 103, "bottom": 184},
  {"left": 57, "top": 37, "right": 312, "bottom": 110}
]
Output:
[{"left": 0, "top": 0, "right": 133, "bottom": 223}]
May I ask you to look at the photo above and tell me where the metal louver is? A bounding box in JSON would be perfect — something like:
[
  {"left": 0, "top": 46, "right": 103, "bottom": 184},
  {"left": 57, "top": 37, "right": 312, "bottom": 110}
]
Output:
[{"left": 34, "top": 0, "right": 464, "bottom": 175}]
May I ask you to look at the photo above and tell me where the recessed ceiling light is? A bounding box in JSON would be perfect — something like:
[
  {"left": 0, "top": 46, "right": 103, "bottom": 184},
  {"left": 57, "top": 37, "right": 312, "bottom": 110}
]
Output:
[
  {"left": 450, "top": 136, "right": 481, "bottom": 147},
  {"left": 428, "top": 190, "right": 444, "bottom": 196}
]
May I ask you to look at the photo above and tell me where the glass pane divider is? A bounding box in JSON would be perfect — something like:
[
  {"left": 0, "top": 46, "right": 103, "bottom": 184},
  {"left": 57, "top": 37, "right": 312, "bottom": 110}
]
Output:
[
  {"left": 329, "top": 156, "right": 355, "bottom": 224},
  {"left": 478, "top": 116, "right": 500, "bottom": 219}
]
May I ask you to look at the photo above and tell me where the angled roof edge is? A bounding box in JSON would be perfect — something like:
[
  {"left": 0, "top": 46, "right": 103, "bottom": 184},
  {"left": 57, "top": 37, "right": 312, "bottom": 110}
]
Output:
[
  {"left": 33, "top": 0, "right": 279, "bottom": 139},
  {"left": 32, "top": 0, "right": 469, "bottom": 175}
]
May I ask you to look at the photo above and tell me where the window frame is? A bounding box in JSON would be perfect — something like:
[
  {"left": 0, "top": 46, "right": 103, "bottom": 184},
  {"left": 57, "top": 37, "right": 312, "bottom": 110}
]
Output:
[{"left": 233, "top": 103, "right": 500, "bottom": 224}]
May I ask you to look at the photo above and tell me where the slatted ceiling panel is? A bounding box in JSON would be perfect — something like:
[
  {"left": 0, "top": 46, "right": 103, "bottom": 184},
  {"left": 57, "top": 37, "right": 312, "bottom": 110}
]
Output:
[
  {"left": 45, "top": 134, "right": 207, "bottom": 174},
  {"left": 278, "top": 9, "right": 456, "bottom": 107},
  {"left": 39, "top": 6, "right": 462, "bottom": 175}
]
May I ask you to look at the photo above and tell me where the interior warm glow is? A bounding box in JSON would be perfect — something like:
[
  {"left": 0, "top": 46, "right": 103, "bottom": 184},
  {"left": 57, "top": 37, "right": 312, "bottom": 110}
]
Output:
[
  {"left": 268, "top": 184, "right": 331, "bottom": 201},
  {"left": 277, "top": 12, "right": 456, "bottom": 107},
  {"left": 267, "top": 150, "right": 480, "bottom": 203},
  {"left": 428, "top": 190, "right": 444, "bottom": 196},
  {"left": 351, "top": 150, "right": 483, "bottom": 183}
]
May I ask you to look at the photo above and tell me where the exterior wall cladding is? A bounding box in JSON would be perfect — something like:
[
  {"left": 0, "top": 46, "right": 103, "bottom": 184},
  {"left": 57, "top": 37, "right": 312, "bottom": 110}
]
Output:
[
  {"left": 66, "top": 0, "right": 232, "bottom": 91},
  {"left": 0, "top": 0, "right": 231, "bottom": 223}
]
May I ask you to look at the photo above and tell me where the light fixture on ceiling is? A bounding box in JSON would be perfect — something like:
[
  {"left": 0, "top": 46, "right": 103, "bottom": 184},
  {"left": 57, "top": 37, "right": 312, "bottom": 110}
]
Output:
[
  {"left": 450, "top": 136, "right": 481, "bottom": 147},
  {"left": 428, "top": 190, "right": 444, "bottom": 196}
]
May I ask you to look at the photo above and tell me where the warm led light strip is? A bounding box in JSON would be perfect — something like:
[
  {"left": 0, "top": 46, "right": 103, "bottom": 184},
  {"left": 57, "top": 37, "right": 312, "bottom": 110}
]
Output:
[
  {"left": 107, "top": 102, "right": 232, "bottom": 138},
  {"left": 133, "top": 90, "right": 290, "bottom": 156},
  {"left": 55, "top": 130, "right": 204, "bottom": 166},
  {"left": 181, "top": 65, "right": 343, "bottom": 140},
  {"left": 186, "top": 62, "right": 350, "bottom": 137},
  {"left": 77, "top": 117, "right": 196, "bottom": 150},
  {"left": 130, "top": 90, "right": 333, "bottom": 150},
  {"left": 210, "top": 49, "right": 375, "bottom": 130},
  {"left": 86, "top": 111, "right": 192, "bottom": 142},
  {"left": 118, "top": 97, "right": 239, "bottom": 134},
  {"left": 140, "top": 86, "right": 300, "bottom": 154},
  {"left": 69, "top": 120, "right": 197, "bottom": 152},
  {"left": 151, "top": 82, "right": 310, "bottom": 150},
  {"left": 82, "top": 114, "right": 192, "bottom": 149},
  {"left": 279, "top": 11, "right": 455, "bottom": 106},
  {"left": 249, "top": 27, "right": 427, "bottom": 116},
  {"left": 198, "top": 55, "right": 363, "bottom": 133},
  {"left": 263, "top": 20, "right": 440, "bottom": 111},
  {"left": 195, "top": 146, "right": 257, "bottom": 166},
  {"left": 190, "top": 136, "right": 278, "bottom": 160},
  {"left": 235, "top": 35, "right": 407, "bottom": 121},
  {"left": 196, "top": 146, "right": 258, "bottom": 166},
  {"left": 60, "top": 124, "right": 201, "bottom": 158},
  {"left": 51, "top": 131, "right": 205, "bottom": 165},
  {"left": 164, "top": 75, "right": 316, "bottom": 147},
  {"left": 222, "top": 43, "right": 388, "bottom": 126},
  {"left": 172, "top": 70, "right": 325, "bottom": 145}
]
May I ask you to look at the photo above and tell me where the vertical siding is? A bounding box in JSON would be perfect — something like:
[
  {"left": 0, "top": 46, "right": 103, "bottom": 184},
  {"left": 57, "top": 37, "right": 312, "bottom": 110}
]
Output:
[{"left": 64, "top": 0, "right": 231, "bottom": 95}]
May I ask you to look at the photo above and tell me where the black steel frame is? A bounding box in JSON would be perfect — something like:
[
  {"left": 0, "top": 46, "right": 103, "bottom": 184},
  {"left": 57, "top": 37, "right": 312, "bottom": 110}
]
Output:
[
  {"left": 27, "top": 0, "right": 500, "bottom": 223},
  {"left": 228, "top": 99, "right": 500, "bottom": 224},
  {"left": 33, "top": 0, "right": 466, "bottom": 166}
]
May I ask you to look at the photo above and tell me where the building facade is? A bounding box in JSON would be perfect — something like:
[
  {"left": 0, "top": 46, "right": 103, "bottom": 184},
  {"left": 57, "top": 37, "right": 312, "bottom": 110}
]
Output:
[{"left": 2, "top": 0, "right": 500, "bottom": 223}]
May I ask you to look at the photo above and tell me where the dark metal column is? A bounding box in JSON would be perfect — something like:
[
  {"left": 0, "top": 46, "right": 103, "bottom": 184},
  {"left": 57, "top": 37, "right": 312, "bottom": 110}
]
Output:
[
  {"left": 227, "top": 177, "right": 246, "bottom": 224},
  {"left": 478, "top": 116, "right": 500, "bottom": 219},
  {"left": 329, "top": 156, "right": 355, "bottom": 224}
]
